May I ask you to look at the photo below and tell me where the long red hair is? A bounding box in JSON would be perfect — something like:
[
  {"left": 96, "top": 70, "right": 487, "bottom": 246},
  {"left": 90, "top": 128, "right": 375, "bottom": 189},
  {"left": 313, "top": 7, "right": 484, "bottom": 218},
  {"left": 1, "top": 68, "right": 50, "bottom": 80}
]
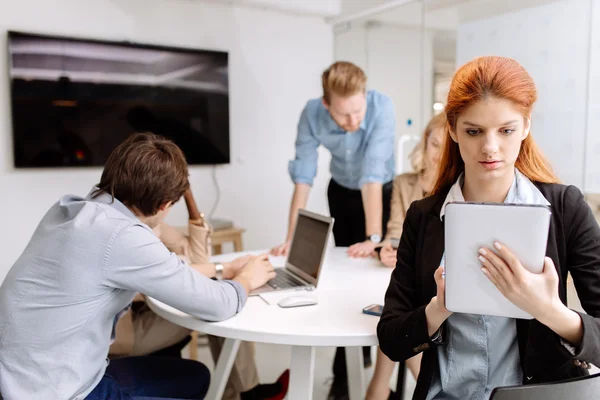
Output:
[{"left": 432, "top": 56, "right": 559, "bottom": 195}]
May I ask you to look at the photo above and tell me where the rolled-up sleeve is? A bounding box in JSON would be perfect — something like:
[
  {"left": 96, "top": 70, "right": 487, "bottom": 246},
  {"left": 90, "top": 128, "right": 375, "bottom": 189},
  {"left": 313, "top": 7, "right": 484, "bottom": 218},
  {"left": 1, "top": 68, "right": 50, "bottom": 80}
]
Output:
[
  {"left": 288, "top": 104, "right": 319, "bottom": 186},
  {"left": 104, "top": 223, "right": 246, "bottom": 322},
  {"left": 385, "top": 176, "right": 408, "bottom": 240},
  {"left": 360, "top": 97, "right": 395, "bottom": 187},
  {"left": 155, "top": 222, "right": 190, "bottom": 259}
]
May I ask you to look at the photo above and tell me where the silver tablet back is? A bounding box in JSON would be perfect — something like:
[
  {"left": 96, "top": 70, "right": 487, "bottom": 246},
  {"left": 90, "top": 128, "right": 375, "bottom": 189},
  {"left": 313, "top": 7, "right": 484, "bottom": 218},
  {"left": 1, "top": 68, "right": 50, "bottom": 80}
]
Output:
[{"left": 444, "top": 202, "right": 551, "bottom": 319}]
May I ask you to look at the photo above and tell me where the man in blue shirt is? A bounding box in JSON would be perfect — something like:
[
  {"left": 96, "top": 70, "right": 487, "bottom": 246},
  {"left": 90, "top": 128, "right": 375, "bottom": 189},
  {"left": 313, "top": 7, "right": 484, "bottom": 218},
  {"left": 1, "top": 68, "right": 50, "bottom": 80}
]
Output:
[{"left": 271, "top": 61, "right": 396, "bottom": 399}]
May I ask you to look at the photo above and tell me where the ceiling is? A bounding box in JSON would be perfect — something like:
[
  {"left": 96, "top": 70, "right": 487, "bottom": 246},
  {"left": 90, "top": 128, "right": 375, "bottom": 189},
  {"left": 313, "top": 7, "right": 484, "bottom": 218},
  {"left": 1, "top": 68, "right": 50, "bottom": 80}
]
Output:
[
  {"left": 339, "top": 0, "right": 563, "bottom": 30},
  {"left": 336, "top": 0, "right": 563, "bottom": 72}
]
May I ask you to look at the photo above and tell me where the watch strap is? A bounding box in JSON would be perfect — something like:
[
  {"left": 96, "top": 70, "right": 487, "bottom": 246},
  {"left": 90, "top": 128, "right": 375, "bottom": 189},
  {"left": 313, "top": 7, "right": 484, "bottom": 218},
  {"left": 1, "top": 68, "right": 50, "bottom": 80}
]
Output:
[{"left": 214, "top": 263, "right": 224, "bottom": 280}]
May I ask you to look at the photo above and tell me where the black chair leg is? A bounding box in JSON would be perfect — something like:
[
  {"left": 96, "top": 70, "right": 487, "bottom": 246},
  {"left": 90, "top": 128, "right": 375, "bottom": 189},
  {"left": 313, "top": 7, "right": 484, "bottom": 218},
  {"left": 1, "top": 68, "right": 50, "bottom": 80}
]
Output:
[{"left": 391, "top": 360, "right": 406, "bottom": 400}]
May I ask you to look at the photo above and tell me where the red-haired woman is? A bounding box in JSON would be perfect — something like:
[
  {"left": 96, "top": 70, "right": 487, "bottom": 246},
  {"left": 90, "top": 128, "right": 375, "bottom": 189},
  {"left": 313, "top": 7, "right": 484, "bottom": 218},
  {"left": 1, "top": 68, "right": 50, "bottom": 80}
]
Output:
[{"left": 377, "top": 56, "right": 600, "bottom": 400}]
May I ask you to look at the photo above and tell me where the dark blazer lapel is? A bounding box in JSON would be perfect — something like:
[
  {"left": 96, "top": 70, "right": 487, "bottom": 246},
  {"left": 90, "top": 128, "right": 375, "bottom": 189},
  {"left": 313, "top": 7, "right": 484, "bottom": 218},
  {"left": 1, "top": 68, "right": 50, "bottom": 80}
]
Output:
[{"left": 418, "top": 198, "right": 446, "bottom": 302}]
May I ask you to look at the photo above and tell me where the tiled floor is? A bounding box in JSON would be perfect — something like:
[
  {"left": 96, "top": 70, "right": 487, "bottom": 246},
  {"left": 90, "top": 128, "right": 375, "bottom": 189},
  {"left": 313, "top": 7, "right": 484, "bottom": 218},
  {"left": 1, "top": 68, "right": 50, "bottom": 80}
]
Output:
[{"left": 186, "top": 278, "right": 595, "bottom": 399}]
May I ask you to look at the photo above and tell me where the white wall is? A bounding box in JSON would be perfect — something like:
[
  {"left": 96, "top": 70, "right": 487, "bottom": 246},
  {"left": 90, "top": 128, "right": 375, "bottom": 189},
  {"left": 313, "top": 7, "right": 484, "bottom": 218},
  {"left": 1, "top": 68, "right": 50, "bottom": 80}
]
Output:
[
  {"left": 586, "top": 0, "right": 600, "bottom": 192},
  {"left": 0, "top": 0, "right": 335, "bottom": 281},
  {"left": 456, "top": 0, "right": 592, "bottom": 189},
  {"left": 334, "top": 21, "right": 434, "bottom": 174}
]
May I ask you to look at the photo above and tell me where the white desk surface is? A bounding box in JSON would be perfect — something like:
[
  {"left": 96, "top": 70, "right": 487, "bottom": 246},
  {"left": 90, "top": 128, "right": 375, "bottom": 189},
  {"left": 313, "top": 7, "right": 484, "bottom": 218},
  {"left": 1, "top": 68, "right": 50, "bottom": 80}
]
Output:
[{"left": 147, "top": 247, "right": 394, "bottom": 347}]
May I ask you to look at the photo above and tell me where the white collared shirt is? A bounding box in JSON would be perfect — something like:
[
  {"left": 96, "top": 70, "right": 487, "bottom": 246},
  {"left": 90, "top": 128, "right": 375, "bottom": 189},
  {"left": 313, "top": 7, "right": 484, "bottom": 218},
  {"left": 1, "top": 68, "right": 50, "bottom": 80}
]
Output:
[{"left": 440, "top": 169, "right": 550, "bottom": 221}]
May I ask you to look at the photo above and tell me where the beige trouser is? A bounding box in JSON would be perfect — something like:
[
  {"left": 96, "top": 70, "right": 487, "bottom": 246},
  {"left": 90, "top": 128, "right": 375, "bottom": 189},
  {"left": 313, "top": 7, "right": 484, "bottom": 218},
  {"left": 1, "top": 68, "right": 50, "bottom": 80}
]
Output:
[{"left": 113, "top": 305, "right": 260, "bottom": 400}]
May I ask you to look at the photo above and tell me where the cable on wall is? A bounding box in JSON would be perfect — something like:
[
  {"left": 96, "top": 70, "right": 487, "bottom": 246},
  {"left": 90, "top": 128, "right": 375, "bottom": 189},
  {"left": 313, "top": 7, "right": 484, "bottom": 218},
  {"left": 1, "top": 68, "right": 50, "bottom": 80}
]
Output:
[{"left": 209, "top": 165, "right": 220, "bottom": 219}]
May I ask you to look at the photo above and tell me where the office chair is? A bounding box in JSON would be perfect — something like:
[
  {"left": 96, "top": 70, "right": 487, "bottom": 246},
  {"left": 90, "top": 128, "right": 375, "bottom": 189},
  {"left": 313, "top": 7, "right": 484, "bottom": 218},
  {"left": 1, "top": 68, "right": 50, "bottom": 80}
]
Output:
[{"left": 490, "top": 372, "right": 600, "bottom": 400}]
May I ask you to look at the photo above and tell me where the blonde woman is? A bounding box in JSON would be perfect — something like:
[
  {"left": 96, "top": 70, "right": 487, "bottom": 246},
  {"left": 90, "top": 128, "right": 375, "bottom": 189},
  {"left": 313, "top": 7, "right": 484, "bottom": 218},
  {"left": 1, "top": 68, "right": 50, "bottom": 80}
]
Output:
[{"left": 367, "top": 112, "right": 446, "bottom": 400}]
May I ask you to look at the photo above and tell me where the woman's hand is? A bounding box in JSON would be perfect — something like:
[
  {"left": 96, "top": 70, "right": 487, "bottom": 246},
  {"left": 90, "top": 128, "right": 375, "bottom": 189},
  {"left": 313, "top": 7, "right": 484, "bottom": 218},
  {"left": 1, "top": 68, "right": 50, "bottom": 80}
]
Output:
[
  {"left": 425, "top": 266, "right": 452, "bottom": 336},
  {"left": 379, "top": 243, "right": 397, "bottom": 268},
  {"left": 348, "top": 240, "right": 378, "bottom": 258},
  {"left": 478, "top": 242, "right": 562, "bottom": 320},
  {"left": 479, "top": 242, "right": 584, "bottom": 345}
]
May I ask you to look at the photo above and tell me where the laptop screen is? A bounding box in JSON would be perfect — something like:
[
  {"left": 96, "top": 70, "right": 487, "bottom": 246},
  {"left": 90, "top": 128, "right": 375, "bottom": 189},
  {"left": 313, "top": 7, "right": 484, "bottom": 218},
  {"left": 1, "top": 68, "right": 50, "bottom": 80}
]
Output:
[{"left": 287, "top": 212, "right": 330, "bottom": 279}]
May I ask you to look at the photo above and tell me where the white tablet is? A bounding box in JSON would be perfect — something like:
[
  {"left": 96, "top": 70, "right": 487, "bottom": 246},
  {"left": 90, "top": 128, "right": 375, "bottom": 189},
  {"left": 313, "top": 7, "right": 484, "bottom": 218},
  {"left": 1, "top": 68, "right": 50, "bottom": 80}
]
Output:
[{"left": 444, "top": 202, "right": 551, "bottom": 319}]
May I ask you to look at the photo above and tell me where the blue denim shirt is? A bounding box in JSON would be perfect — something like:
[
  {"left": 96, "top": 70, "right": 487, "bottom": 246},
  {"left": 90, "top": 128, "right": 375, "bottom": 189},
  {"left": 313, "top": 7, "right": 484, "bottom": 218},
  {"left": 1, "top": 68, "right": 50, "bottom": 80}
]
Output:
[
  {"left": 426, "top": 170, "right": 551, "bottom": 400},
  {"left": 288, "top": 90, "right": 396, "bottom": 190}
]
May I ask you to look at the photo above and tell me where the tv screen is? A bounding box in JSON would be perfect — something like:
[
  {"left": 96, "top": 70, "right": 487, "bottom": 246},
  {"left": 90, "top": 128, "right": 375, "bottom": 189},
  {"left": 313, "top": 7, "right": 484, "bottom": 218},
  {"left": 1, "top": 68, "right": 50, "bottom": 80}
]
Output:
[{"left": 8, "top": 31, "right": 230, "bottom": 168}]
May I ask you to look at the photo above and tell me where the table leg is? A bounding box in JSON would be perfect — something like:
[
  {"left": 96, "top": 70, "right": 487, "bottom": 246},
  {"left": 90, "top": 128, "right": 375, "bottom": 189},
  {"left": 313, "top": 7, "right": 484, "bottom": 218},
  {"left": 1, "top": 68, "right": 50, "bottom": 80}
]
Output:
[
  {"left": 233, "top": 235, "right": 243, "bottom": 252},
  {"left": 289, "top": 345, "right": 316, "bottom": 400},
  {"left": 345, "top": 346, "right": 366, "bottom": 400},
  {"left": 189, "top": 331, "right": 198, "bottom": 360},
  {"left": 205, "top": 338, "right": 241, "bottom": 400},
  {"left": 213, "top": 244, "right": 223, "bottom": 255}
]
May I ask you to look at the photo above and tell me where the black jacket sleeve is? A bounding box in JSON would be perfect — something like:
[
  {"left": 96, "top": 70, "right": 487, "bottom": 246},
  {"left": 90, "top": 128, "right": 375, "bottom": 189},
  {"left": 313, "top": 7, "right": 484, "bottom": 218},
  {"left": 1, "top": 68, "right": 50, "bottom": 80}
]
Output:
[
  {"left": 377, "top": 202, "right": 435, "bottom": 362},
  {"left": 564, "top": 185, "right": 600, "bottom": 366}
]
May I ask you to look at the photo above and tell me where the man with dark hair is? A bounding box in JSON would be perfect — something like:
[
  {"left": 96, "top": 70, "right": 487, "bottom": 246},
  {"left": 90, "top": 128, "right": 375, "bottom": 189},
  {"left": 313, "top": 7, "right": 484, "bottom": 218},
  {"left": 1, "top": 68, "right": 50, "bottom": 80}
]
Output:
[
  {"left": 110, "top": 186, "right": 290, "bottom": 400},
  {"left": 0, "top": 133, "right": 276, "bottom": 400}
]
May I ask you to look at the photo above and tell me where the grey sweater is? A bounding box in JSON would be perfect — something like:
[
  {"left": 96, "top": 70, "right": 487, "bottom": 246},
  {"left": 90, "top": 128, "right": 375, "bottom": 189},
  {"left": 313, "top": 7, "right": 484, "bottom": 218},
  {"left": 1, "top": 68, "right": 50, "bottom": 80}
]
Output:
[{"left": 0, "top": 189, "right": 247, "bottom": 400}]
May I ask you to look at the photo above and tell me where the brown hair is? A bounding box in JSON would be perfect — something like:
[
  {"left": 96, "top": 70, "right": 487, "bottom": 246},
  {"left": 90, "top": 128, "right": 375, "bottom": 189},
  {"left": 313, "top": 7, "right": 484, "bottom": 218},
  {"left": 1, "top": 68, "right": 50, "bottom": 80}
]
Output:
[
  {"left": 432, "top": 56, "right": 559, "bottom": 195},
  {"left": 95, "top": 132, "right": 189, "bottom": 216},
  {"left": 322, "top": 61, "right": 367, "bottom": 104},
  {"left": 409, "top": 112, "right": 447, "bottom": 173}
]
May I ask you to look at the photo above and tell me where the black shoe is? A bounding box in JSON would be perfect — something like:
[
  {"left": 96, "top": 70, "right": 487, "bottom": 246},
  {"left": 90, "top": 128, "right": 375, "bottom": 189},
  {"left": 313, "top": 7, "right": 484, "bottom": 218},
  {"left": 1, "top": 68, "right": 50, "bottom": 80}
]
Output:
[{"left": 327, "top": 379, "right": 349, "bottom": 400}]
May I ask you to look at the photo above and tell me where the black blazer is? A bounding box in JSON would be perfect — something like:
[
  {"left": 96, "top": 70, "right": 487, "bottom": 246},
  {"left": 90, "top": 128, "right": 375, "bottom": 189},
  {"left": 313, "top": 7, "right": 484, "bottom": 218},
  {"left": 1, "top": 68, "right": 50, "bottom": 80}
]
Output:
[{"left": 377, "top": 183, "right": 600, "bottom": 400}]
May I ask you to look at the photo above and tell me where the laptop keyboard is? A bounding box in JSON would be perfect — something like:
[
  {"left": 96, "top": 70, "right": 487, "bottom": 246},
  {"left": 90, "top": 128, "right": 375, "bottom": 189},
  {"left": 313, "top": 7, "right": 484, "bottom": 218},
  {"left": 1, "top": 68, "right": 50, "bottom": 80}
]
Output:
[{"left": 268, "top": 270, "right": 305, "bottom": 289}]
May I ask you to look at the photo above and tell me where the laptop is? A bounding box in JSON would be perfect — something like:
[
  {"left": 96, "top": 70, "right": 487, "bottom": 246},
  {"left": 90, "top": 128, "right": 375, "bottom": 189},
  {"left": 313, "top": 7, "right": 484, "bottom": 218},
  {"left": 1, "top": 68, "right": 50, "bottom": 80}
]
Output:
[
  {"left": 251, "top": 209, "right": 334, "bottom": 295},
  {"left": 444, "top": 202, "right": 551, "bottom": 319}
]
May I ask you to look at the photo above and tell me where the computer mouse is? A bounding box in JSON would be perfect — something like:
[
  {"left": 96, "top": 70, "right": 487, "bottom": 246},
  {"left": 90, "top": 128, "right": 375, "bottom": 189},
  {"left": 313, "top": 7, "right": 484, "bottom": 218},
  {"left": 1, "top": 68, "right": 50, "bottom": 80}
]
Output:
[{"left": 277, "top": 295, "right": 318, "bottom": 308}]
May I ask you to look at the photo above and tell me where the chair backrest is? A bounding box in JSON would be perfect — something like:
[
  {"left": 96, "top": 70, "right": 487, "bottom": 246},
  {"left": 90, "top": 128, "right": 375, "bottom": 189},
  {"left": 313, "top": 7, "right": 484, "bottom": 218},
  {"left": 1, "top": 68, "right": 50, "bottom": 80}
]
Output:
[
  {"left": 395, "top": 134, "right": 420, "bottom": 174},
  {"left": 585, "top": 193, "right": 600, "bottom": 224},
  {"left": 490, "top": 373, "right": 600, "bottom": 400}
]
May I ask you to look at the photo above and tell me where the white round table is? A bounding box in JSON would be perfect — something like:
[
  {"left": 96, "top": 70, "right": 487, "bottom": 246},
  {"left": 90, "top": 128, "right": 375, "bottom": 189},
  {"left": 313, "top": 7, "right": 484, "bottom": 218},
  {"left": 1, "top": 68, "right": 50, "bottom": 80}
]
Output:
[{"left": 147, "top": 247, "right": 393, "bottom": 400}]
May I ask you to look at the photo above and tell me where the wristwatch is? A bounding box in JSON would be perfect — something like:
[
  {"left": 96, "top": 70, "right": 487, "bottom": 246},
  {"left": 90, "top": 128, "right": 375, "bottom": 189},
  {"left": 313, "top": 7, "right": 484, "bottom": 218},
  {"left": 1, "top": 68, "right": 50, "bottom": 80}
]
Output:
[
  {"left": 367, "top": 234, "right": 382, "bottom": 244},
  {"left": 214, "top": 263, "right": 224, "bottom": 280}
]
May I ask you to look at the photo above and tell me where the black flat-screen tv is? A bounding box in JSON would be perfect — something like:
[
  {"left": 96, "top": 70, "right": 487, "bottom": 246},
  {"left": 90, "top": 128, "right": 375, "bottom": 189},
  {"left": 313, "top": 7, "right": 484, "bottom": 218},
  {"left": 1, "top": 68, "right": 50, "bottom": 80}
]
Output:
[{"left": 8, "top": 31, "right": 230, "bottom": 168}]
